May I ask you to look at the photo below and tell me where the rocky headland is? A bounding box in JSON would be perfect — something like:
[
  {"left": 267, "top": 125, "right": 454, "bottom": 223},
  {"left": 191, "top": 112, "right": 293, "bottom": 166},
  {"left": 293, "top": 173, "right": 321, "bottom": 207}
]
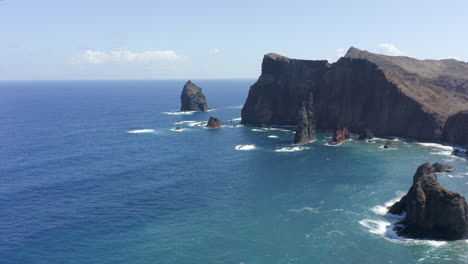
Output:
[
  {"left": 241, "top": 48, "right": 468, "bottom": 146},
  {"left": 388, "top": 163, "right": 468, "bottom": 240},
  {"left": 180, "top": 80, "right": 209, "bottom": 112}
]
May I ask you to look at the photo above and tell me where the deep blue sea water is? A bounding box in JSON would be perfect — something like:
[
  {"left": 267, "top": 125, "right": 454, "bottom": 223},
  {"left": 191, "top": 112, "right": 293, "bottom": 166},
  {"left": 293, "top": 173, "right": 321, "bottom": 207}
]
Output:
[{"left": 0, "top": 80, "right": 467, "bottom": 264}]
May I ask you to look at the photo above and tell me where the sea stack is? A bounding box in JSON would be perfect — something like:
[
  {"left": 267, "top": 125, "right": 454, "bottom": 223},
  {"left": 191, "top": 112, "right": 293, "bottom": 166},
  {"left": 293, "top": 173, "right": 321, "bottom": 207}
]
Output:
[
  {"left": 388, "top": 163, "right": 468, "bottom": 240},
  {"left": 293, "top": 93, "right": 316, "bottom": 145},
  {"left": 328, "top": 127, "right": 350, "bottom": 145},
  {"left": 206, "top": 117, "right": 222, "bottom": 128},
  {"left": 180, "top": 80, "right": 208, "bottom": 112}
]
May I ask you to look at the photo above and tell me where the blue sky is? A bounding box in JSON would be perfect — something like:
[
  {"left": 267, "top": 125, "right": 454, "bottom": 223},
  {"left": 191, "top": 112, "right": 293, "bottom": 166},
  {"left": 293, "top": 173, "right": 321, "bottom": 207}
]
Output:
[{"left": 1, "top": 0, "right": 467, "bottom": 80}]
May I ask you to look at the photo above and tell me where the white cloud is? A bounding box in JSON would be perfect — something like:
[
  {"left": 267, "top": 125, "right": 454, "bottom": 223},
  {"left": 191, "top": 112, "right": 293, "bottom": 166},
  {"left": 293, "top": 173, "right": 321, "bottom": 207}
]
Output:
[
  {"left": 376, "top": 43, "right": 403, "bottom": 56},
  {"left": 68, "top": 49, "right": 185, "bottom": 64},
  {"left": 209, "top": 48, "right": 222, "bottom": 55}
]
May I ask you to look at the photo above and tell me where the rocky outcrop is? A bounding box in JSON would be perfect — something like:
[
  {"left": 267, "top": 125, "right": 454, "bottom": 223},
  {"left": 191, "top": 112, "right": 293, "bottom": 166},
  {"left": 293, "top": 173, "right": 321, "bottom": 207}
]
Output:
[
  {"left": 206, "top": 117, "right": 222, "bottom": 128},
  {"left": 293, "top": 93, "right": 316, "bottom": 145},
  {"left": 452, "top": 149, "right": 468, "bottom": 158},
  {"left": 180, "top": 81, "right": 208, "bottom": 111},
  {"left": 328, "top": 127, "right": 350, "bottom": 145},
  {"left": 388, "top": 163, "right": 468, "bottom": 240},
  {"left": 383, "top": 140, "right": 395, "bottom": 149},
  {"left": 241, "top": 53, "right": 330, "bottom": 126},
  {"left": 432, "top": 162, "right": 455, "bottom": 173},
  {"left": 241, "top": 48, "right": 468, "bottom": 145},
  {"left": 358, "top": 129, "right": 374, "bottom": 140},
  {"left": 443, "top": 110, "right": 468, "bottom": 146}
]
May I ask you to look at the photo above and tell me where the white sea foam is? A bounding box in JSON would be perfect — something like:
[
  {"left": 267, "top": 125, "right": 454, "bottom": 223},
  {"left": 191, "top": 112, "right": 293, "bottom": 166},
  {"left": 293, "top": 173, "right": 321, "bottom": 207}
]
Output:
[
  {"left": 325, "top": 139, "right": 353, "bottom": 147},
  {"left": 174, "top": 120, "right": 196, "bottom": 124},
  {"left": 378, "top": 145, "right": 398, "bottom": 150},
  {"left": 170, "top": 127, "right": 186, "bottom": 132},
  {"left": 235, "top": 144, "right": 256, "bottom": 151},
  {"left": 417, "top": 142, "right": 454, "bottom": 151},
  {"left": 127, "top": 129, "right": 155, "bottom": 134},
  {"left": 188, "top": 121, "right": 207, "bottom": 127},
  {"left": 162, "top": 111, "right": 194, "bottom": 115},
  {"left": 251, "top": 128, "right": 266, "bottom": 132},
  {"left": 230, "top": 117, "right": 242, "bottom": 121},
  {"left": 267, "top": 135, "right": 279, "bottom": 138},
  {"left": 289, "top": 207, "right": 320, "bottom": 213},
  {"left": 275, "top": 146, "right": 309, "bottom": 152},
  {"left": 360, "top": 194, "right": 450, "bottom": 247},
  {"left": 228, "top": 105, "right": 244, "bottom": 109}
]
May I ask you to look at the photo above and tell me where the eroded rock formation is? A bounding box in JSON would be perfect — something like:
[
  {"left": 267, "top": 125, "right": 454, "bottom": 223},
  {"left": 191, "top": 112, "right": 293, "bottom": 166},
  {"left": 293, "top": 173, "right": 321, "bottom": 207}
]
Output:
[
  {"left": 293, "top": 93, "right": 316, "bottom": 145},
  {"left": 206, "top": 117, "right": 222, "bottom": 128},
  {"left": 432, "top": 162, "right": 455, "bottom": 173},
  {"left": 180, "top": 81, "right": 208, "bottom": 111},
  {"left": 328, "top": 127, "right": 350, "bottom": 145},
  {"left": 388, "top": 163, "right": 468, "bottom": 240},
  {"left": 241, "top": 48, "right": 468, "bottom": 145}
]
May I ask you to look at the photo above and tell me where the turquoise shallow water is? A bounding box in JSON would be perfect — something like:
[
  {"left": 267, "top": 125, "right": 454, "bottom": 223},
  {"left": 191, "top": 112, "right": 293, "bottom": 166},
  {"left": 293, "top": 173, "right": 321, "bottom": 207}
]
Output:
[{"left": 0, "top": 80, "right": 467, "bottom": 264}]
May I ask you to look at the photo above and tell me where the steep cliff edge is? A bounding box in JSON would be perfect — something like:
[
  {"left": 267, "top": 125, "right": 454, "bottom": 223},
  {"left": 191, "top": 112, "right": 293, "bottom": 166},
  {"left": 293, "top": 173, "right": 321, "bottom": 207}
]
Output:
[
  {"left": 241, "top": 48, "right": 468, "bottom": 144},
  {"left": 241, "top": 53, "right": 330, "bottom": 125},
  {"left": 443, "top": 110, "right": 468, "bottom": 145}
]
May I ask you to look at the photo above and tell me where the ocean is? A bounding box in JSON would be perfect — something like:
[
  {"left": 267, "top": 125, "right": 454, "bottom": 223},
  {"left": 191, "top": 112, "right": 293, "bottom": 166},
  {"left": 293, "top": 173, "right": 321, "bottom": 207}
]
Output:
[{"left": 0, "top": 80, "right": 467, "bottom": 264}]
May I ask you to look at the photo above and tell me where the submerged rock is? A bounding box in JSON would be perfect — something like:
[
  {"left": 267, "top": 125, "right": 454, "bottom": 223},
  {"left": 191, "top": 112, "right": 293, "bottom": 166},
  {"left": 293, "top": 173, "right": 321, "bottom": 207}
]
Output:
[
  {"left": 388, "top": 163, "right": 468, "bottom": 240},
  {"left": 432, "top": 162, "right": 455, "bottom": 173},
  {"left": 293, "top": 93, "right": 316, "bottom": 145},
  {"left": 383, "top": 140, "right": 395, "bottom": 149},
  {"left": 206, "top": 117, "right": 222, "bottom": 128},
  {"left": 180, "top": 80, "right": 208, "bottom": 111},
  {"left": 358, "top": 129, "right": 374, "bottom": 140},
  {"left": 328, "top": 127, "right": 350, "bottom": 145},
  {"left": 452, "top": 149, "right": 468, "bottom": 158}
]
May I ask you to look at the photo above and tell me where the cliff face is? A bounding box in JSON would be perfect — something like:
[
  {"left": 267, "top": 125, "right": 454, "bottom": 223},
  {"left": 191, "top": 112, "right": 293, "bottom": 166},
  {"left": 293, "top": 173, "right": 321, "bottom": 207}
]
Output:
[
  {"left": 241, "top": 48, "right": 468, "bottom": 144},
  {"left": 180, "top": 81, "right": 208, "bottom": 111},
  {"left": 443, "top": 110, "right": 468, "bottom": 145},
  {"left": 388, "top": 163, "right": 468, "bottom": 240},
  {"left": 241, "top": 53, "right": 330, "bottom": 125}
]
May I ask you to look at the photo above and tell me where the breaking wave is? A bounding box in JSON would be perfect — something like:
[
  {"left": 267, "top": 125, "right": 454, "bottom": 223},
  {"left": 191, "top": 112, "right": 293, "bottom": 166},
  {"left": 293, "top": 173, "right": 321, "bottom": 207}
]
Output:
[
  {"left": 359, "top": 194, "right": 450, "bottom": 247},
  {"left": 127, "top": 129, "right": 155, "bottom": 134},
  {"left": 275, "top": 146, "right": 309, "bottom": 152},
  {"left": 235, "top": 145, "right": 256, "bottom": 151}
]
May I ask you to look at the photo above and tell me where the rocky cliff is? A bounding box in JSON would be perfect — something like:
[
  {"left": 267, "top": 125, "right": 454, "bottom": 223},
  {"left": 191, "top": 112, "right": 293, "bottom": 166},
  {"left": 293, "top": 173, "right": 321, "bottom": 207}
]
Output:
[
  {"left": 388, "top": 163, "right": 468, "bottom": 240},
  {"left": 241, "top": 48, "right": 468, "bottom": 145},
  {"left": 293, "top": 93, "right": 316, "bottom": 145},
  {"left": 180, "top": 81, "right": 208, "bottom": 111},
  {"left": 241, "top": 53, "right": 330, "bottom": 125},
  {"left": 443, "top": 110, "right": 468, "bottom": 145}
]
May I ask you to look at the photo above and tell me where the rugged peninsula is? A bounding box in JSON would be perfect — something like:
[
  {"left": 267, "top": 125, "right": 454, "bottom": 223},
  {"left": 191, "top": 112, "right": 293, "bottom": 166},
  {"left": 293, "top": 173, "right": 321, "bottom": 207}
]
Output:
[
  {"left": 180, "top": 80, "right": 209, "bottom": 111},
  {"left": 388, "top": 163, "right": 468, "bottom": 240},
  {"left": 241, "top": 48, "right": 468, "bottom": 146}
]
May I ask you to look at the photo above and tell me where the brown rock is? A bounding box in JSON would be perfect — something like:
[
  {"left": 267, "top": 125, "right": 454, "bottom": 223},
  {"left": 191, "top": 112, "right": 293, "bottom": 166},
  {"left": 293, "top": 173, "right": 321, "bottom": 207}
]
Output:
[
  {"left": 206, "top": 117, "right": 222, "bottom": 128},
  {"left": 328, "top": 127, "right": 350, "bottom": 145}
]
